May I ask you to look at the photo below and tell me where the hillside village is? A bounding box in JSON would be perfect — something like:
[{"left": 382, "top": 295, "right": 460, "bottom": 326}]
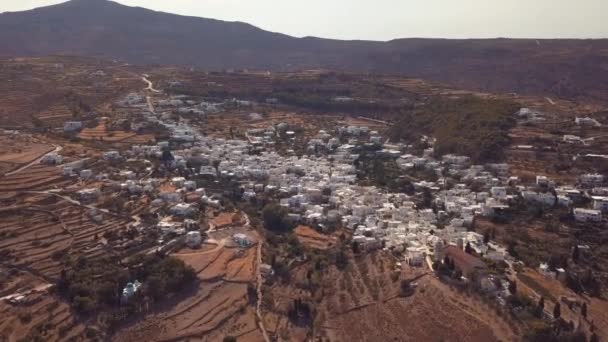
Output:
[{"left": 0, "top": 60, "right": 607, "bottom": 341}]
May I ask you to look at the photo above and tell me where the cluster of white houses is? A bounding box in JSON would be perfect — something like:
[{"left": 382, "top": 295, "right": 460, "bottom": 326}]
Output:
[{"left": 54, "top": 91, "right": 607, "bottom": 268}]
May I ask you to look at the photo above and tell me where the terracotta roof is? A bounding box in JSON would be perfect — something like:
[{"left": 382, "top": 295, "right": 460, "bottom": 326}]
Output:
[{"left": 445, "top": 245, "right": 486, "bottom": 277}]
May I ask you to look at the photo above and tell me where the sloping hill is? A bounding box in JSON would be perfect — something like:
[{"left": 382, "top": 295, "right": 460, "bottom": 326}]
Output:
[{"left": 1, "top": 0, "right": 608, "bottom": 103}]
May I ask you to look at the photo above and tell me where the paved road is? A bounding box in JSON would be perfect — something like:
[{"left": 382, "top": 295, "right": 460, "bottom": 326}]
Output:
[{"left": 4, "top": 145, "right": 63, "bottom": 176}]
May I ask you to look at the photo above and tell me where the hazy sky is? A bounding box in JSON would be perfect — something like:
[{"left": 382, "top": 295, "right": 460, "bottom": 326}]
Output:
[{"left": 1, "top": 0, "right": 607, "bottom": 40}]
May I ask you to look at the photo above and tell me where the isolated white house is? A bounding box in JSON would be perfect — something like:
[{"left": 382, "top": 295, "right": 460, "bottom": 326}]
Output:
[
  {"left": 186, "top": 231, "right": 202, "bottom": 248},
  {"left": 575, "top": 117, "right": 601, "bottom": 127},
  {"left": 121, "top": 280, "right": 142, "bottom": 304},
  {"left": 40, "top": 153, "right": 63, "bottom": 165},
  {"left": 77, "top": 188, "right": 101, "bottom": 202},
  {"left": 233, "top": 233, "right": 251, "bottom": 247},
  {"left": 63, "top": 121, "right": 83, "bottom": 132}
]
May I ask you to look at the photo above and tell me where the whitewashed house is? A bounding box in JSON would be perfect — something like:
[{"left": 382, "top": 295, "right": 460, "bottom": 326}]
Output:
[
  {"left": 580, "top": 174, "right": 604, "bottom": 187},
  {"left": 490, "top": 187, "right": 507, "bottom": 200},
  {"left": 63, "top": 121, "right": 83, "bottom": 132},
  {"left": 103, "top": 150, "right": 121, "bottom": 161},
  {"left": 573, "top": 208, "right": 602, "bottom": 223},
  {"left": 77, "top": 188, "right": 101, "bottom": 202},
  {"left": 40, "top": 153, "right": 63, "bottom": 165},
  {"left": 592, "top": 196, "right": 608, "bottom": 212},
  {"left": 575, "top": 117, "right": 601, "bottom": 127},
  {"left": 170, "top": 203, "right": 198, "bottom": 217},
  {"left": 79, "top": 169, "right": 93, "bottom": 180},
  {"left": 186, "top": 231, "right": 202, "bottom": 248}
]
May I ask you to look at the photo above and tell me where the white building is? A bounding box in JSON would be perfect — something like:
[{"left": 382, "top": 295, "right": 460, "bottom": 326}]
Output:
[
  {"left": 170, "top": 203, "right": 198, "bottom": 217},
  {"left": 575, "top": 117, "right": 601, "bottom": 127},
  {"left": 40, "top": 153, "right": 63, "bottom": 165},
  {"left": 536, "top": 175, "right": 552, "bottom": 187},
  {"left": 103, "top": 150, "right": 121, "bottom": 161},
  {"left": 592, "top": 196, "right": 608, "bottom": 212},
  {"left": 580, "top": 174, "right": 604, "bottom": 187},
  {"left": 186, "top": 231, "right": 202, "bottom": 248},
  {"left": 233, "top": 233, "right": 251, "bottom": 247},
  {"left": 539, "top": 263, "right": 554, "bottom": 277},
  {"left": 121, "top": 280, "right": 142, "bottom": 304},
  {"left": 573, "top": 208, "right": 602, "bottom": 223},
  {"left": 77, "top": 188, "right": 101, "bottom": 201},
  {"left": 490, "top": 187, "right": 507, "bottom": 200},
  {"left": 405, "top": 246, "right": 425, "bottom": 267},
  {"left": 79, "top": 169, "right": 93, "bottom": 180},
  {"left": 63, "top": 121, "right": 83, "bottom": 132}
]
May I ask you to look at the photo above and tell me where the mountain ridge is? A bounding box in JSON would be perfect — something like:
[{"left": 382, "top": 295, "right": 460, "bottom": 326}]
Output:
[{"left": 1, "top": 0, "right": 608, "bottom": 103}]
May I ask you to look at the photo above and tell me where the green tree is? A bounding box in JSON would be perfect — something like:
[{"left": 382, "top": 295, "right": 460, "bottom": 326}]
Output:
[
  {"left": 509, "top": 280, "right": 517, "bottom": 295},
  {"left": 73, "top": 296, "right": 96, "bottom": 314},
  {"left": 465, "top": 242, "right": 473, "bottom": 254},
  {"left": 582, "top": 302, "right": 587, "bottom": 319},
  {"left": 590, "top": 332, "right": 599, "bottom": 342},
  {"left": 483, "top": 230, "right": 491, "bottom": 244},
  {"left": 262, "top": 204, "right": 291, "bottom": 233},
  {"left": 536, "top": 296, "right": 545, "bottom": 318},
  {"left": 573, "top": 245, "right": 580, "bottom": 263},
  {"left": 554, "top": 302, "right": 561, "bottom": 320}
]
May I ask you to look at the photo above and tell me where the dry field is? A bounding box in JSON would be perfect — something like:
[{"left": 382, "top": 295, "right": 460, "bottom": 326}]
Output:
[
  {"left": 210, "top": 211, "right": 243, "bottom": 229},
  {"left": 0, "top": 57, "right": 143, "bottom": 129},
  {"left": 0, "top": 164, "right": 70, "bottom": 192},
  {"left": 36, "top": 104, "right": 74, "bottom": 128},
  {"left": 260, "top": 251, "right": 518, "bottom": 342},
  {"left": 114, "top": 230, "right": 262, "bottom": 341},
  {"left": 173, "top": 245, "right": 256, "bottom": 283},
  {"left": 0, "top": 287, "right": 86, "bottom": 342},
  {"left": 0, "top": 191, "right": 132, "bottom": 341},
  {"left": 114, "top": 281, "right": 264, "bottom": 342},
  {"left": 0, "top": 194, "right": 131, "bottom": 280},
  {"left": 0, "top": 133, "right": 55, "bottom": 174},
  {"left": 294, "top": 225, "right": 337, "bottom": 250},
  {"left": 200, "top": 109, "right": 368, "bottom": 143},
  {"left": 78, "top": 123, "right": 134, "bottom": 141},
  {"left": 515, "top": 268, "right": 608, "bottom": 339},
  {"left": 321, "top": 274, "right": 517, "bottom": 342}
]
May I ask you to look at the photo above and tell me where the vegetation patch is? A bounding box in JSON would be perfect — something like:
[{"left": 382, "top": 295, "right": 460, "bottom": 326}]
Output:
[{"left": 388, "top": 96, "right": 518, "bottom": 162}]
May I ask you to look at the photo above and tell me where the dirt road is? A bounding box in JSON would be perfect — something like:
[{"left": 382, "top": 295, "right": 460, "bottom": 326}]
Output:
[
  {"left": 255, "top": 240, "right": 270, "bottom": 342},
  {"left": 0, "top": 283, "right": 53, "bottom": 301},
  {"left": 142, "top": 75, "right": 161, "bottom": 93}
]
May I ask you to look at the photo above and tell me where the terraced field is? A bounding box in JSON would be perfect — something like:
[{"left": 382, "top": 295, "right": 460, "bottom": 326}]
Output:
[
  {"left": 0, "top": 290, "right": 86, "bottom": 342},
  {"left": 79, "top": 123, "right": 136, "bottom": 141},
  {"left": 36, "top": 104, "right": 74, "bottom": 128},
  {"left": 114, "top": 281, "right": 263, "bottom": 342},
  {"left": 0, "top": 189, "right": 135, "bottom": 341},
  {"left": 0, "top": 164, "right": 70, "bottom": 192},
  {"left": 114, "top": 242, "right": 261, "bottom": 341},
  {"left": 0, "top": 195, "right": 131, "bottom": 281}
]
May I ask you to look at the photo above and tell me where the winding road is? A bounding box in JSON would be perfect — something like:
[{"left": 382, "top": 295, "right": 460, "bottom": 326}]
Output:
[{"left": 142, "top": 75, "right": 161, "bottom": 93}]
